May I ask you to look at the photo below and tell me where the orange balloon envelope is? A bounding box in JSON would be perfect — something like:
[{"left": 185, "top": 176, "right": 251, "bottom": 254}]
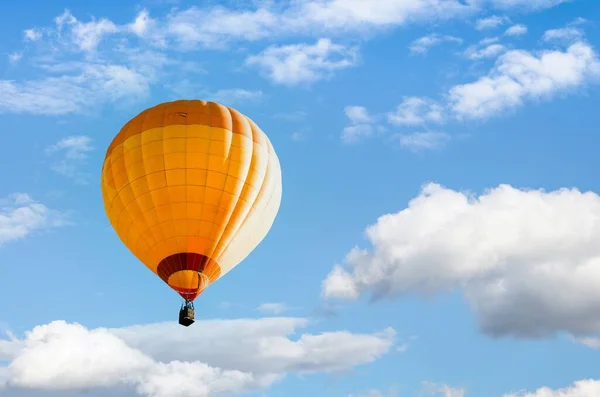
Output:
[{"left": 101, "top": 100, "right": 282, "bottom": 304}]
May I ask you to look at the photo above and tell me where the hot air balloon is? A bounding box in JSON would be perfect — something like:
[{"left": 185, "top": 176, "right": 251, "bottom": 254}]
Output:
[{"left": 100, "top": 100, "right": 282, "bottom": 326}]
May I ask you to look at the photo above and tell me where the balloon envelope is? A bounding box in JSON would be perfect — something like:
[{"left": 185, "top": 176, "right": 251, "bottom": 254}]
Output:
[{"left": 101, "top": 100, "right": 282, "bottom": 301}]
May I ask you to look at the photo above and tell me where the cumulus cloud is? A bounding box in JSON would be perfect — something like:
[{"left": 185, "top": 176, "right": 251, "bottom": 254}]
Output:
[
  {"left": 448, "top": 42, "right": 600, "bottom": 120},
  {"left": 340, "top": 40, "right": 600, "bottom": 148},
  {"left": 349, "top": 388, "right": 398, "bottom": 397},
  {"left": 46, "top": 1, "right": 567, "bottom": 52},
  {"left": 501, "top": 379, "right": 600, "bottom": 397},
  {"left": 387, "top": 97, "right": 444, "bottom": 126},
  {"left": 0, "top": 318, "right": 395, "bottom": 396},
  {"left": 543, "top": 27, "right": 583, "bottom": 43},
  {"left": 345, "top": 106, "right": 373, "bottom": 124},
  {"left": 504, "top": 24, "right": 527, "bottom": 36},
  {"left": 5, "top": 3, "right": 577, "bottom": 116},
  {"left": 420, "top": 381, "right": 465, "bottom": 397},
  {"left": 409, "top": 34, "right": 462, "bottom": 54},
  {"left": 463, "top": 43, "right": 507, "bottom": 60},
  {"left": 206, "top": 89, "right": 263, "bottom": 105},
  {"left": 573, "top": 336, "right": 600, "bottom": 349},
  {"left": 246, "top": 39, "right": 358, "bottom": 85},
  {"left": 120, "top": 1, "right": 472, "bottom": 49},
  {"left": 53, "top": 9, "right": 119, "bottom": 52},
  {"left": 256, "top": 303, "right": 289, "bottom": 314},
  {"left": 45, "top": 136, "right": 93, "bottom": 183},
  {"left": 395, "top": 132, "right": 450, "bottom": 152},
  {"left": 474, "top": 0, "right": 570, "bottom": 10},
  {"left": 342, "top": 106, "right": 377, "bottom": 144},
  {"left": 475, "top": 15, "right": 509, "bottom": 30},
  {"left": 0, "top": 64, "right": 151, "bottom": 115},
  {"left": 7, "top": 53, "right": 22, "bottom": 64},
  {"left": 322, "top": 183, "right": 600, "bottom": 339},
  {"left": 0, "top": 194, "right": 67, "bottom": 245}
]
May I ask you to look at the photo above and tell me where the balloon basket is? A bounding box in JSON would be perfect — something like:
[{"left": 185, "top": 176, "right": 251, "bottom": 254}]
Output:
[{"left": 179, "top": 300, "right": 195, "bottom": 327}]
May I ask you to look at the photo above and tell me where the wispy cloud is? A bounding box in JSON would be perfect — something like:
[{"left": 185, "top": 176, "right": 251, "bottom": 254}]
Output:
[
  {"left": 0, "top": 193, "right": 68, "bottom": 245},
  {"left": 396, "top": 132, "right": 450, "bottom": 152},
  {"left": 342, "top": 106, "right": 378, "bottom": 144},
  {"left": 45, "top": 136, "right": 94, "bottom": 183},
  {"left": 246, "top": 39, "right": 358, "bottom": 86},
  {"left": 504, "top": 24, "right": 527, "bottom": 36},
  {"left": 409, "top": 34, "right": 462, "bottom": 55},
  {"left": 7, "top": 53, "right": 22, "bottom": 64},
  {"left": 464, "top": 43, "right": 507, "bottom": 60},
  {"left": 420, "top": 382, "right": 465, "bottom": 397},
  {"left": 387, "top": 97, "right": 444, "bottom": 126},
  {"left": 256, "top": 303, "right": 289, "bottom": 314},
  {"left": 475, "top": 15, "right": 509, "bottom": 31},
  {"left": 206, "top": 89, "right": 263, "bottom": 105},
  {"left": 543, "top": 27, "right": 584, "bottom": 43},
  {"left": 0, "top": 64, "right": 151, "bottom": 115}
]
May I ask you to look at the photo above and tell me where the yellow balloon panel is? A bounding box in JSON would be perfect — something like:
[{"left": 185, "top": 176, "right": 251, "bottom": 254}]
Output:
[{"left": 101, "top": 100, "right": 282, "bottom": 300}]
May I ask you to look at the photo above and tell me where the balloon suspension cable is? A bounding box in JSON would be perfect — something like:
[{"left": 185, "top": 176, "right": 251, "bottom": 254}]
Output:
[{"left": 182, "top": 299, "right": 194, "bottom": 310}]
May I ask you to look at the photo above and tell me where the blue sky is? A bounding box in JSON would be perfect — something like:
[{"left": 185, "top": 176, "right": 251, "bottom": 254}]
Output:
[{"left": 1, "top": 0, "right": 600, "bottom": 396}]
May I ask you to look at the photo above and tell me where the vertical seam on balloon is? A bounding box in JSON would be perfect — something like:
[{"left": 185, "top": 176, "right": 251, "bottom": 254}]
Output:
[
  {"left": 205, "top": 105, "right": 235, "bottom": 282},
  {"left": 183, "top": 100, "right": 192, "bottom": 294},
  {"left": 160, "top": 104, "right": 179, "bottom": 287},
  {"left": 211, "top": 110, "right": 253, "bottom": 267},
  {"left": 193, "top": 100, "right": 212, "bottom": 293},
  {"left": 221, "top": 130, "right": 280, "bottom": 271},
  {"left": 122, "top": 110, "right": 154, "bottom": 266},
  {"left": 214, "top": 118, "right": 270, "bottom": 274},
  {"left": 213, "top": 142, "right": 263, "bottom": 271},
  {"left": 125, "top": 112, "right": 152, "bottom": 244},
  {"left": 136, "top": 111, "right": 160, "bottom": 267},
  {"left": 203, "top": 101, "right": 226, "bottom": 290}
]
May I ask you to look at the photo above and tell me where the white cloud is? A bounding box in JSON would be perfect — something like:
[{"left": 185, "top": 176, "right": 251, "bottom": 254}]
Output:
[
  {"left": 19, "top": 1, "right": 566, "bottom": 54},
  {"left": 501, "top": 380, "right": 600, "bottom": 397},
  {"left": 144, "top": 0, "right": 562, "bottom": 48},
  {"left": 342, "top": 125, "right": 375, "bottom": 144},
  {"left": 0, "top": 194, "right": 67, "bottom": 245},
  {"left": 543, "top": 27, "right": 583, "bottom": 43},
  {"left": 409, "top": 34, "right": 462, "bottom": 54},
  {"left": 7, "top": 53, "right": 22, "bottom": 64},
  {"left": 256, "top": 303, "right": 288, "bottom": 314},
  {"left": 345, "top": 106, "right": 372, "bottom": 124},
  {"left": 420, "top": 382, "right": 465, "bottom": 397},
  {"left": 349, "top": 388, "right": 398, "bottom": 397},
  {"left": 246, "top": 39, "right": 358, "bottom": 85},
  {"left": 396, "top": 132, "right": 450, "bottom": 151},
  {"left": 53, "top": 9, "right": 119, "bottom": 52},
  {"left": 0, "top": 318, "right": 395, "bottom": 396},
  {"left": 125, "top": 1, "right": 473, "bottom": 49},
  {"left": 6, "top": 4, "right": 575, "bottom": 117},
  {"left": 474, "top": 0, "right": 571, "bottom": 10},
  {"left": 341, "top": 105, "right": 377, "bottom": 144},
  {"left": 387, "top": 97, "right": 444, "bottom": 126},
  {"left": 291, "top": 131, "right": 306, "bottom": 141},
  {"left": 480, "top": 36, "right": 500, "bottom": 45},
  {"left": 23, "top": 29, "right": 41, "bottom": 41},
  {"left": 127, "top": 9, "right": 154, "bottom": 37},
  {"left": 464, "top": 43, "right": 507, "bottom": 60},
  {"left": 448, "top": 42, "right": 600, "bottom": 120},
  {"left": 207, "top": 89, "right": 263, "bottom": 105},
  {"left": 0, "top": 63, "right": 151, "bottom": 115},
  {"left": 573, "top": 336, "right": 600, "bottom": 349},
  {"left": 45, "top": 136, "right": 93, "bottom": 183},
  {"left": 475, "top": 15, "right": 509, "bottom": 30},
  {"left": 504, "top": 24, "right": 527, "bottom": 36},
  {"left": 322, "top": 183, "right": 600, "bottom": 338}
]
